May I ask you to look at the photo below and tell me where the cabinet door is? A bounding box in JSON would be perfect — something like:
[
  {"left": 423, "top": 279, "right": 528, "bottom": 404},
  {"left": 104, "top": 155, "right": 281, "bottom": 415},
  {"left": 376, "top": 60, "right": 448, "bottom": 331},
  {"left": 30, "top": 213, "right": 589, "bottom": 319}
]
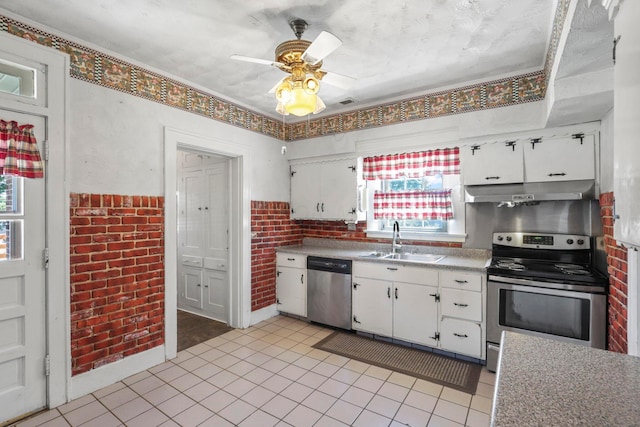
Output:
[
  {"left": 462, "top": 141, "right": 524, "bottom": 185},
  {"left": 290, "top": 162, "right": 321, "bottom": 219},
  {"left": 203, "top": 269, "right": 227, "bottom": 322},
  {"left": 203, "top": 163, "right": 229, "bottom": 259},
  {"left": 179, "top": 170, "right": 206, "bottom": 257},
  {"left": 393, "top": 282, "right": 439, "bottom": 347},
  {"left": 613, "top": 1, "right": 640, "bottom": 247},
  {"left": 276, "top": 266, "right": 307, "bottom": 317},
  {"left": 524, "top": 135, "right": 595, "bottom": 183},
  {"left": 440, "top": 288, "right": 482, "bottom": 322},
  {"left": 351, "top": 277, "right": 393, "bottom": 336},
  {"left": 182, "top": 266, "right": 203, "bottom": 310},
  {"left": 320, "top": 159, "right": 358, "bottom": 220},
  {"left": 440, "top": 318, "right": 482, "bottom": 358}
]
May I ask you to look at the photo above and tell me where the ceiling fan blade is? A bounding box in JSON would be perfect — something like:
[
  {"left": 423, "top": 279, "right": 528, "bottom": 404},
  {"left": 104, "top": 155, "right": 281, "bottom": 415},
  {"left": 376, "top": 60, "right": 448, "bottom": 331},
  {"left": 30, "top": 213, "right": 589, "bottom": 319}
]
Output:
[
  {"left": 320, "top": 71, "right": 356, "bottom": 89},
  {"left": 302, "top": 31, "right": 342, "bottom": 65},
  {"left": 230, "top": 54, "right": 283, "bottom": 68}
]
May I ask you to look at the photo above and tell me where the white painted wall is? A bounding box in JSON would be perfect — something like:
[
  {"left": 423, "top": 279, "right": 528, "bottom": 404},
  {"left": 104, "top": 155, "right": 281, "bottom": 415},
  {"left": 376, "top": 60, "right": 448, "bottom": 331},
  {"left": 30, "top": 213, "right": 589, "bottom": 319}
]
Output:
[
  {"left": 69, "top": 79, "right": 289, "bottom": 201},
  {"left": 599, "top": 108, "right": 614, "bottom": 193}
]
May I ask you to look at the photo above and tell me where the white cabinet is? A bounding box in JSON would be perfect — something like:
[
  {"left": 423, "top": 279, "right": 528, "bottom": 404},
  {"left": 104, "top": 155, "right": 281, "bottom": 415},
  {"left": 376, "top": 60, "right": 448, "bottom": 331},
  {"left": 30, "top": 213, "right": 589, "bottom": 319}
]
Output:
[
  {"left": 276, "top": 253, "right": 307, "bottom": 317},
  {"left": 439, "top": 270, "right": 485, "bottom": 359},
  {"left": 351, "top": 276, "right": 393, "bottom": 336},
  {"left": 352, "top": 262, "right": 439, "bottom": 347},
  {"left": 524, "top": 135, "right": 595, "bottom": 183},
  {"left": 613, "top": 1, "right": 640, "bottom": 247},
  {"left": 352, "top": 262, "right": 486, "bottom": 359},
  {"left": 463, "top": 134, "right": 597, "bottom": 186},
  {"left": 290, "top": 158, "right": 362, "bottom": 221},
  {"left": 177, "top": 153, "right": 229, "bottom": 322},
  {"left": 462, "top": 141, "right": 524, "bottom": 185}
]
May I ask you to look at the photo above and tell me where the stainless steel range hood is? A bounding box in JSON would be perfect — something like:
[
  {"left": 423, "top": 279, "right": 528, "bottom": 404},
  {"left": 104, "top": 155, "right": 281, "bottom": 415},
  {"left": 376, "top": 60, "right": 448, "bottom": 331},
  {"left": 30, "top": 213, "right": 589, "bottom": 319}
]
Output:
[{"left": 464, "top": 180, "right": 596, "bottom": 203}]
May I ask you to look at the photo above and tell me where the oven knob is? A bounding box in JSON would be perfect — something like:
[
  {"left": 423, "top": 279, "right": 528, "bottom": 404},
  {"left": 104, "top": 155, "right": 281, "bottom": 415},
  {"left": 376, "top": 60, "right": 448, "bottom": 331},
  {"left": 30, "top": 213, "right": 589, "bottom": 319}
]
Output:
[
  {"left": 497, "top": 236, "right": 504, "bottom": 241},
  {"left": 577, "top": 239, "right": 584, "bottom": 245},
  {"left": 566, "top": 239, "right": 574, "bottom": 245},
  {"left": 506, "top": 236, "right": 512, "bottom": 242}
]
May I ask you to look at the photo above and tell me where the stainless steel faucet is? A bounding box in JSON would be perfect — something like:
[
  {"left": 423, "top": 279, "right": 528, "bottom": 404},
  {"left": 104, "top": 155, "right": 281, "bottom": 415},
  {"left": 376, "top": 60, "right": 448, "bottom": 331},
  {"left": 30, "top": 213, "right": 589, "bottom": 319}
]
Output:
[{"left": 392, "top": 221, "right": 402, "bottom": 254}]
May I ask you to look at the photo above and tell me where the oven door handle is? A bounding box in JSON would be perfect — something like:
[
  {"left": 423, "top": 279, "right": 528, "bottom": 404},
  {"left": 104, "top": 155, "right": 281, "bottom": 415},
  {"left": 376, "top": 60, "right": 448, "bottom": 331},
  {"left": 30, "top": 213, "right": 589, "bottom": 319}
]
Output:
[{"left": 488, "top": 274, "right": 606, "bottom": 294}]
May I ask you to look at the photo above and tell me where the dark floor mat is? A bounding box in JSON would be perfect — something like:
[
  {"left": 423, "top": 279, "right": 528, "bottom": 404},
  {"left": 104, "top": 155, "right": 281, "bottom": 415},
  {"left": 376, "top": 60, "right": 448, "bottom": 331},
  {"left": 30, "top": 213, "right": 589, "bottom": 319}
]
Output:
[
  {"left": 177, "top": 310, "right": 234, "bottom": 352},
  {"left": 313, "top": 331, "right": 481, "bottom": 394}
]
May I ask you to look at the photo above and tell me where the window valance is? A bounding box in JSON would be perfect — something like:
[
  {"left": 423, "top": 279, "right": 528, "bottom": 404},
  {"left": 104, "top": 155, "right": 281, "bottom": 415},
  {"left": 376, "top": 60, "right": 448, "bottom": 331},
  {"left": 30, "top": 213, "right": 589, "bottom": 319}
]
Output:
[
  {"left": 362, "top": 147, "right": 460, "bottom": 180},
  {"left": 0, "top": 120, "right": 44, "bottom": 179}
]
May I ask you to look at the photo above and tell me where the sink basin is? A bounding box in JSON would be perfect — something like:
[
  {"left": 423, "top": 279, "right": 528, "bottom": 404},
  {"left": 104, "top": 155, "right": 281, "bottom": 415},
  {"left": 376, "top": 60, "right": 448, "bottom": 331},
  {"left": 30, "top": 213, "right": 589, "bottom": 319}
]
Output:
[
  {"left": 359, "top": 252, "right": 387, "bottom": 258},
  {"left": 383, "top": 253, "right": 445, "bottom": 263}
]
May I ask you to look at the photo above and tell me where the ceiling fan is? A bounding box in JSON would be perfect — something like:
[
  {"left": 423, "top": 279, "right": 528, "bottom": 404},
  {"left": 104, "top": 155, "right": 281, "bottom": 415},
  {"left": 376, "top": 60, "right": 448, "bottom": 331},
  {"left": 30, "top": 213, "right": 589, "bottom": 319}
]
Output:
[{"left": 231, "top": 19, "right": 355, "bottom": 117}]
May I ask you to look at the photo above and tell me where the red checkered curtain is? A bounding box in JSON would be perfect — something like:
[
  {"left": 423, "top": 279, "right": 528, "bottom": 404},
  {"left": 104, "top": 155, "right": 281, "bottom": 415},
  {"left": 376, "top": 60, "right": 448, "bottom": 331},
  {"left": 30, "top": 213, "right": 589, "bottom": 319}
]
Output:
[
  {"left": 362, "top": 147, "right": 460, "bottom": 180},
  {"left": 0, "top": 120, "right": 44, "bottom": 178},
  {"left": 373, "top": 190, "right": 454, "bottom": 220}
]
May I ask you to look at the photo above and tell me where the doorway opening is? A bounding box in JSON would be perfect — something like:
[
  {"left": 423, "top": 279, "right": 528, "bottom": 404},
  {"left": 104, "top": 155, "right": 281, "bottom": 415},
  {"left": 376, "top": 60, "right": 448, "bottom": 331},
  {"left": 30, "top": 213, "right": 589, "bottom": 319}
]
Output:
[{"left": 164, "top": 127, "right": 252, "bottom": 360}]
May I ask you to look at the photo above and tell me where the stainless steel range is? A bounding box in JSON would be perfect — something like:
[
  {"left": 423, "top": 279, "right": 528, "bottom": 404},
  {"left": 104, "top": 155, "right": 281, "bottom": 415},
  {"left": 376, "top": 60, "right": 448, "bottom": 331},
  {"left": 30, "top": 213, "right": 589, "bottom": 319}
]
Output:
[{"left": 486, "top": 232, "right": 608, "bottom": 372}]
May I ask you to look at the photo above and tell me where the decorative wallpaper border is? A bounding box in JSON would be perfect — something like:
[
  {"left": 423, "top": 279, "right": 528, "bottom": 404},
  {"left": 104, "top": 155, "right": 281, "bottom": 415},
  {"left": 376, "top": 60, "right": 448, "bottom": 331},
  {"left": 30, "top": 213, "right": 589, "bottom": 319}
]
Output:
[{"left": 0, "top": 0, "right": 571, "bottom": 142}]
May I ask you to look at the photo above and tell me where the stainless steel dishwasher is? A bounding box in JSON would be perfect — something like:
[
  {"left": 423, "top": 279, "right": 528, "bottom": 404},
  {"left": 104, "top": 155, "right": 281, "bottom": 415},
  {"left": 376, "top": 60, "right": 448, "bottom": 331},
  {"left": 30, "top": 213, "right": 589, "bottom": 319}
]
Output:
[{"left": 307, "top": 256, "right": 352, "bottom": 330}]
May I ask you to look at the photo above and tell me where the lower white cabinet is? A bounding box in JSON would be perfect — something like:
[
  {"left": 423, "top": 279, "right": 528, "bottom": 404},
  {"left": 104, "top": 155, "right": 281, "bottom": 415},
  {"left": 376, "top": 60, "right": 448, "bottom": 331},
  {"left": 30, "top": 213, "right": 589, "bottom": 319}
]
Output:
[
  {"left": 440, "top": 318, "right": 482, "bottom": 357},
  {"left": 276, "top": 253, "right": 307, "bottom": 317},
  {"left": 352, "top": 261, "right": 486, "bottom": 359},
  {"left": 179, "top": 265, "right": 228, "bottom": 322}
]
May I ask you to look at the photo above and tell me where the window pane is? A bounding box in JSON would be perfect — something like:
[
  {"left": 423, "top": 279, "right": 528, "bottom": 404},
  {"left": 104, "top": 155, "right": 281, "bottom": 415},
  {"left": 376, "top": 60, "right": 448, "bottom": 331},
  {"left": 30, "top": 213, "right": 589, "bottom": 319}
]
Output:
[
  {"left": 0, "top": 60, "right": 36, "bottom": 98},
  {"left": 0, "top": 220, "right": 23, "bottom": 260},
  {"left": 0, "top": 176, "right": 22, "bottom": 214}
]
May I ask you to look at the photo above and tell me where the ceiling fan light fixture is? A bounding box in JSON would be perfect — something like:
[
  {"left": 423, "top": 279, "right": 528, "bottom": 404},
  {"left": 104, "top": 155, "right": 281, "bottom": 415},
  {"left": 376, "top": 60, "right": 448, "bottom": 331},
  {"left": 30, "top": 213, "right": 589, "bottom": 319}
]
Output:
[
  {"left": 275, "top": 79, "right": 293, "bottom": 103},
  {"left": 284, "top": 84, "right": 317, "bottom": 116},
  {"left": 303, "top": 76, "right": 320, "bottom": 94},
  {"left": 313, "top": 95, "right": 326, "bottom": 114},
  {"left": 275, "top": 101, "right": 289, "bottom": 115}
]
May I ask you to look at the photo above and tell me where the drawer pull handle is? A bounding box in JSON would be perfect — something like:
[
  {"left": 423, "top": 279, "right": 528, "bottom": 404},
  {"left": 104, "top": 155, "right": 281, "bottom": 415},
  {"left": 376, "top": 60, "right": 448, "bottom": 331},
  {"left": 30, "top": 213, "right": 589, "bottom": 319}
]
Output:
[
  {"left": 485, "top": 176, "right": 501, "bottom": 180},
  {"left": 454, "top": 302, "right": 469, "bottom": 307},
  {"left": 454, "top": 280, "right": 468, "bottom": 284},
  {"left": 453, "top": 333, "right": 468, "bottom": 338},
  {"left": 287, "top": 257, "right": 295, "bottom": 261},
  {"left": 386, "top": 267, "right": 398, "bottom": 271}
]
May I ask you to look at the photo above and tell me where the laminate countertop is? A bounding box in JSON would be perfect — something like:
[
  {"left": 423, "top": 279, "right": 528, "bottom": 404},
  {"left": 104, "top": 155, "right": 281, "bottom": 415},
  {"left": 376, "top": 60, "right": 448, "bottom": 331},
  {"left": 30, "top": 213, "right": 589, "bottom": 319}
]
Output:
[
  {"left": 276, "top": 240, "right": 491, "bottom": 272},
  {"left": 491, "top": 331, "right": 640, "bottom": 426}
]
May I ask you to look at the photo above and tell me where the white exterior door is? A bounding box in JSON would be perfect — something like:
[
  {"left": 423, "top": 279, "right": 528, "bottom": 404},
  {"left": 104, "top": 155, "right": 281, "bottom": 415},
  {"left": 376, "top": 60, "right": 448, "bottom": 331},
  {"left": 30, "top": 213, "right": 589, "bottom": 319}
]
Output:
[{"left": 0, "top": 111, "right": 47, "bottom": 423}]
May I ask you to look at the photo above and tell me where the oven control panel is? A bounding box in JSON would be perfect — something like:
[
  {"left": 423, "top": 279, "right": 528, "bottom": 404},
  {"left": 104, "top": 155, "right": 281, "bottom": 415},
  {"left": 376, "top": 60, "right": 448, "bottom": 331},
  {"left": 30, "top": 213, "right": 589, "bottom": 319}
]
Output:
[{"left": 493, "top": 232, "right": 591, "bottom": 250}]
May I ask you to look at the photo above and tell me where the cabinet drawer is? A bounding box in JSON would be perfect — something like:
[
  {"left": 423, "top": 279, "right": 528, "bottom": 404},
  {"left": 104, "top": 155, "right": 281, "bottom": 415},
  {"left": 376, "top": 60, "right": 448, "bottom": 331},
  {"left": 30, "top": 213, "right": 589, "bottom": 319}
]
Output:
[
  {"left": 440, "top": 318, "right": 482, "bottom": 358},
  {"left": 440, "top": 270, "right": 482, "bottom": 292},
  {"left": 353, "top": 262, "right": 438, "bottom": 285},
  {"left": 440, "top": 288, "right": 482, "bottom": 321},
  {"left": 276, "top": 252, "right": 307, "bottom": 269}
]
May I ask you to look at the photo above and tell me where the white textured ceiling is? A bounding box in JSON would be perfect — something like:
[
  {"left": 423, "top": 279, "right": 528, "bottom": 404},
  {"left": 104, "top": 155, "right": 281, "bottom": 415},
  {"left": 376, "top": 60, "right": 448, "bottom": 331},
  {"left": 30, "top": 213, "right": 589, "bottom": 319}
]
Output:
[{"left": 0, "top": 0, "right": 556, "bottom": 118}]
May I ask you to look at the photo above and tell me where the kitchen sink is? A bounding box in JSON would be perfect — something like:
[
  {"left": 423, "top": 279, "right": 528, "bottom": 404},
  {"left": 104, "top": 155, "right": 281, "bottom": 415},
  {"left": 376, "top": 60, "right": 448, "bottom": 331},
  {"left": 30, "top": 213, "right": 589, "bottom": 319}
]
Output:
[
  {"left": 359, "top": 252, "right": 387, "bottom": 258},
  {"left": 383, "top": 253, "right": 445, "bottom": 263},
  {"left": 360, "top": 252, "right": 445, "bottom": 263}
]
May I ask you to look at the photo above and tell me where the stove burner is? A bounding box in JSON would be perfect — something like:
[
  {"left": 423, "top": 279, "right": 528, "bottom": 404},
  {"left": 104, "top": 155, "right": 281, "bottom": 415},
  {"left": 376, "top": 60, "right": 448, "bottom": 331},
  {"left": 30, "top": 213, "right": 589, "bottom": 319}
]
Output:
[
  {"left": 495, "top": 261, "right": 526, "bottom": 271},
  {"left": 554, "top": 263, "right": 592, "bottom": 276}
]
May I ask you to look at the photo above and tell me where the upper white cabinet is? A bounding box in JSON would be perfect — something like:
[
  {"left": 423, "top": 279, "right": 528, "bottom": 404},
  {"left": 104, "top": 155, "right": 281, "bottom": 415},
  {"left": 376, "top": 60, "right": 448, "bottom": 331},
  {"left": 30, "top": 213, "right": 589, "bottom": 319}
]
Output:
[
  {"left": 524, "top": 135, "right": 595, "bottom": 183},
  {"left": 462, "top": 133, "right": 597, "bottom": 186},
  {"left": 290, "top": 158, "right": 362, "bottom": 221},
  {"left": 462, "top": 141, "right": 524, "bottom": 185},
  {"left": 613, "top": 1, "right": 640, "bottom": 247}
]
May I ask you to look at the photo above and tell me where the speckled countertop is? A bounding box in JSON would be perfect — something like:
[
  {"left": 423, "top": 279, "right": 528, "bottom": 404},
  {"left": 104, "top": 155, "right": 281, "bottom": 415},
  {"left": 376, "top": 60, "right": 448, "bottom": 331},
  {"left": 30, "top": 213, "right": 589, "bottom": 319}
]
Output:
[
  {"left": 491, "top": 331, "right": 640, "bottom": 426},
  {"left": 276, "top": 238, "right": 491, "bottom": 272}
]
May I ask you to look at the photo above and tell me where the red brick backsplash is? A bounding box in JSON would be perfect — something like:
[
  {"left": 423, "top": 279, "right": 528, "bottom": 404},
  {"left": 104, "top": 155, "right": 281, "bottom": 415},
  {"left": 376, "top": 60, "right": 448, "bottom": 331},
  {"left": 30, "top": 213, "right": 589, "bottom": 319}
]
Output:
[
  {"left": 600, "top": 192, "right": 628, "bottom": 353},
  {"left": 70, "top": 193, "right": 165, "bottom": 376}
]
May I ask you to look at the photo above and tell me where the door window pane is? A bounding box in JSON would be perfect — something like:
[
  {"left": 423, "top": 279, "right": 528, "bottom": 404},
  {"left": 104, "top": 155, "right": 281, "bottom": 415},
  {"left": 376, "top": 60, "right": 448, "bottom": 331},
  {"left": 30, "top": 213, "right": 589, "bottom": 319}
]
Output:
[
  {"left": 0, "top": 60, "right": 36, "bottom": 98},
  {"left": 0, "top": 176, "right": 24, "bottom": 261}
]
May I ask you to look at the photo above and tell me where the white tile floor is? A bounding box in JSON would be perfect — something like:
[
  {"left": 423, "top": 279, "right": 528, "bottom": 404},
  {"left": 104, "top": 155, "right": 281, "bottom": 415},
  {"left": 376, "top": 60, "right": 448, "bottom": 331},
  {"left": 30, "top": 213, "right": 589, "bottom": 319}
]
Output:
[{"left": 15, "top": 315, "right": 495, "bottom": 427}]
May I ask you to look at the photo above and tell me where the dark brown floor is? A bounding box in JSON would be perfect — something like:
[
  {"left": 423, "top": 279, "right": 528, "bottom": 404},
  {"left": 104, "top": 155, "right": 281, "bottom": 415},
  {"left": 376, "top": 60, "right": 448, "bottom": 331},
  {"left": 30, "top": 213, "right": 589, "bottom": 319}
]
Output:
[{"left": 176, "top": 310, "right": 234, "bottom": 352}]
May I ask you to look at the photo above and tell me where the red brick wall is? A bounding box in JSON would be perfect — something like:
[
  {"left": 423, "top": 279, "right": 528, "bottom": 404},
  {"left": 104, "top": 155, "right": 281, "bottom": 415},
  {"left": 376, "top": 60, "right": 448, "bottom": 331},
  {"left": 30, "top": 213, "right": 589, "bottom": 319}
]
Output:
[
  {"left": 250, "top": 201, "right": 461, "bottom": 312},
  {"left": 600, "top": 192, "right": 628, "bottom": 353},
  {"left": 70, "top": 193, "right": 165, "bottom": 376},
  {"left": 251, "top": 201, "right": 303, "bottom": 311}
]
